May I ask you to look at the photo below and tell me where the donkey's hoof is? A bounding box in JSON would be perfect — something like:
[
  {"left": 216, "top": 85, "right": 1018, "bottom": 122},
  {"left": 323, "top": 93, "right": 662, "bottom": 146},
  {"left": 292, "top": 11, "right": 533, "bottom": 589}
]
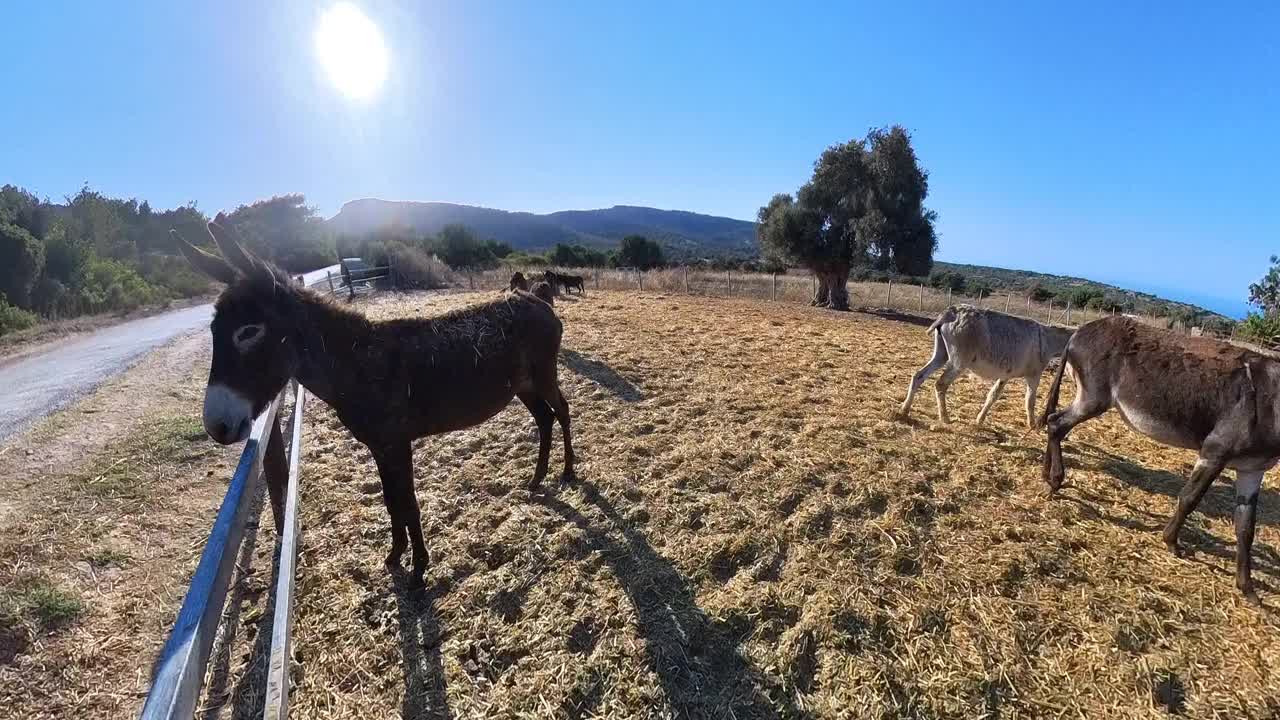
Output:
[
  {"left": 1242, "top": 588, "right": 1261, "bottom": 606},
  {"left": 1165, "top": 540, "right": 1184, "bottom": 558}
]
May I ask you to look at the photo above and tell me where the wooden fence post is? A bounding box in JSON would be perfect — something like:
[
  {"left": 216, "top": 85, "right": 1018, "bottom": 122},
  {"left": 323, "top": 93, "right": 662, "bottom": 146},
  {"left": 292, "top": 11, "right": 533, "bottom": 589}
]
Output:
[
  {"left": 918, "top": 283, "right": 925, "bottom": 312},
  {"left": 947, "top": 287, "right": 952, "bottom": 307},
  {"left": 727, "top": 270, "right": 731, "bottom": 296},
  {"left": 326, "top": 271, "right": 335, "bottom": 294},
  {"left": 772, "top": 273, "right": 778, "bottom": 300},
  {"left": 1046, "top": 301, "right": 1053, "bottom": 324},
  {"left": 1066, "top": 299, "right": 1073, "bottom": 325},
  {"left": 638, "top": 269, "right": 643, "bottom": 291},
  {"left": 1004, "top": 294, "right": 1011, "bottom": 313},
  {"left": 886, "top": 280, "right": 893, "bottom": 308},
  {"left": 684, "top": 266, "right": 689, "bottom": 293},
  {"left": 1026, "top": 295, "right": 1032, "bottom": 315}
]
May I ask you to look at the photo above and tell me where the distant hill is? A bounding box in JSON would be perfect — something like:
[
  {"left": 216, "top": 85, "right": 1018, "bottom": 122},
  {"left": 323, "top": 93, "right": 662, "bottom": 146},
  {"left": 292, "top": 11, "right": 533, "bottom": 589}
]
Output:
[
  {"left": 933, "top": 261, "right": 1232, "bottom": 325},
  {"left": 326, "top": 199, "right": 756, "bottom": 255},
  {"left": 326, "top": 198, "right": 1227, "bottom": 324}
]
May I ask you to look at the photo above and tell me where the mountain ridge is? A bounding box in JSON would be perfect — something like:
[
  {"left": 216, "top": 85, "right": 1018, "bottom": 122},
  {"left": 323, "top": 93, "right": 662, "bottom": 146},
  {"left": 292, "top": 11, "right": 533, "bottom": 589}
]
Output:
[{"left": 325, "top": 198, "right": 757, "bottom": 254}]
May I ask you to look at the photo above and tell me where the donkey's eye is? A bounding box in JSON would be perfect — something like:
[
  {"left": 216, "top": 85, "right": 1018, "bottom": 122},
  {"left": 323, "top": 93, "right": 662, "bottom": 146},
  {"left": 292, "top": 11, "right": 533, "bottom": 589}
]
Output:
[{"left": 233, "top": 323, "right": 266, "bottom": 352}]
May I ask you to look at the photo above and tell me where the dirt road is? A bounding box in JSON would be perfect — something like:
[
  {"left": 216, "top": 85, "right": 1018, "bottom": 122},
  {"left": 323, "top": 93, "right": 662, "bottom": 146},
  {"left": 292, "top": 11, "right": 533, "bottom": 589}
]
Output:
[{"left": 0, "top": 265, "right": 337, "bottom": 442}]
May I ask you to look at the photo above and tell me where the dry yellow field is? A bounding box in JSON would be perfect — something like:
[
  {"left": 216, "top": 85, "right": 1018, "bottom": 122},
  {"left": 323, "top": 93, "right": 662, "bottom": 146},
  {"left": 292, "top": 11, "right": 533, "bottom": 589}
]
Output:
[{"left": 230, "top": 289, "right": 1280, "bottom": 719}]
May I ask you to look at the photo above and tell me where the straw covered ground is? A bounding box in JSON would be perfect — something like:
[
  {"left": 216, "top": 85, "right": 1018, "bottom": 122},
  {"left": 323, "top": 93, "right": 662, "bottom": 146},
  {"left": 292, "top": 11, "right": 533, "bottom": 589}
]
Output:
[{"left": 256, "top": 290, "right": 1280, "bottom": 718}]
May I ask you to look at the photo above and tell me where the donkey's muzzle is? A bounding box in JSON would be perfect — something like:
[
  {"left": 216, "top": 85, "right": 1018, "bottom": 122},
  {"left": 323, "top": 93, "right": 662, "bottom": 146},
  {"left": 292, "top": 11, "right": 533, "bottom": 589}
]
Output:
[{"left": 203, "top": 384, "right": 254, "bottom": 445}]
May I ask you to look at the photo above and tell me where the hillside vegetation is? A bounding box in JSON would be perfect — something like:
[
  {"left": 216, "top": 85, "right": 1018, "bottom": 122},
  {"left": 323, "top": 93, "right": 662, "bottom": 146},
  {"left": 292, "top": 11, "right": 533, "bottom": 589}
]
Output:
[
  {"left": 327, "top": 199, "right": 756, "bottom": 256},
  {"left": 928, "top": 261, "right": 1233, "bottom": 327}
]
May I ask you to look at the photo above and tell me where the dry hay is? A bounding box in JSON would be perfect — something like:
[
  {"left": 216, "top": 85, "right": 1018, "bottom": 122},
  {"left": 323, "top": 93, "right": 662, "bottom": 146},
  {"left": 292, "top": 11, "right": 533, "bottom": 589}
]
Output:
[{"left": 262, "top": 290, "right": 1279, "bottom": 719}]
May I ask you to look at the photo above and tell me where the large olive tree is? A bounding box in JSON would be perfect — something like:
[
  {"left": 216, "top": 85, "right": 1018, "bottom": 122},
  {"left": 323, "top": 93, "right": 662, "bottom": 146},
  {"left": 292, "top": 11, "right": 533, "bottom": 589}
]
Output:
[{"left": 758, "top": 126, "right": 937, "bottom": 310}]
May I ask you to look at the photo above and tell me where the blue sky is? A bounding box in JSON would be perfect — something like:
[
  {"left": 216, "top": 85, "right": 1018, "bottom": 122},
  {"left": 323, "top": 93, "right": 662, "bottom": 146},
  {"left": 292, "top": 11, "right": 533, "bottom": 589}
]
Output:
[{"left": 1, "top": 1, "right": 1276, "bottom": 316}]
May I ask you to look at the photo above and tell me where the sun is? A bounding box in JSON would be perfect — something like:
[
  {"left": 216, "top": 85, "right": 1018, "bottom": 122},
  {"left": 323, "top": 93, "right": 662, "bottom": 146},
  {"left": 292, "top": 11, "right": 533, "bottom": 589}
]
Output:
[{"left": 315, "top": 3, "right": 388, "bottom": 101}]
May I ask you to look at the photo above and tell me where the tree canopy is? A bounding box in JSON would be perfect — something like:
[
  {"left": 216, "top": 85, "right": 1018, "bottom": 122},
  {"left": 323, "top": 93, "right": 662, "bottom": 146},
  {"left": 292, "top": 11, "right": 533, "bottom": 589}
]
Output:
[
  {"left": 617, "top": 235, "right": 665, "bottom": 270},
  {"left": 0, "top": 184, "right": 337, "bottom": 335},
  {"left": 757, "top": 126, "right": 937, "bottom": 309},
  {"left": 1249, "top": 255, "right": 1280, "bottom": 316}
]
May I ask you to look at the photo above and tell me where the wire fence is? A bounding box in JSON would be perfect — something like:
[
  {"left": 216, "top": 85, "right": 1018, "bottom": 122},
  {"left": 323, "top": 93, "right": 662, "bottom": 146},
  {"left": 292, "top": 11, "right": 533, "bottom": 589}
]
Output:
[{"left": 463, "top": 266, "right": 1209, "bottom": 335}]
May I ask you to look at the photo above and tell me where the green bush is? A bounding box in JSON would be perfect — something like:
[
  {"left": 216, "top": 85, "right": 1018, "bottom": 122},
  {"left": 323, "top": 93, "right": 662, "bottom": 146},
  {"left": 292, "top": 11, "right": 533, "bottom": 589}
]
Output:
[
  {"left": 504, "top": 252, "right": 548, "bottom": 267},
  {"left": 0, "top": 294, "right": 37, "bottom": 336},
  {"left": 1028, "top": 285, "right": 1056, "bottom": 302},
  {"left": 928, "top": 270, "right": 966, "bottom": 293},
  {"left": 138, "top": 253, "right": 213, "bottom": 298},
  {"left": 0, "top": 221, "right": 45, "bottom": 308},
  {"left": 76, "top": 258, "right": 163, "bottom": 314}
]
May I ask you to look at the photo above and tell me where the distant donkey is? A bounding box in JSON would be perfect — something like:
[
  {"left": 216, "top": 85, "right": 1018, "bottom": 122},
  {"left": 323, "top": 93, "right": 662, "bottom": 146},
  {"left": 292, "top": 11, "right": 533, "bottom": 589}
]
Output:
[
  {"left": 899, "top": 305, "right": 1074, "bottom": 428},
  {"left": 175, "top": 215, "right": 575, "bottom": 589},
  {"left": 1042, "top": 316, "right": 1280, "bottom": 602},
  {"left": 530, "top": 280, "right": 555, "bottom": 306},
  {"left": 509, "top": 271, "right": 529, "bottom": 292}
]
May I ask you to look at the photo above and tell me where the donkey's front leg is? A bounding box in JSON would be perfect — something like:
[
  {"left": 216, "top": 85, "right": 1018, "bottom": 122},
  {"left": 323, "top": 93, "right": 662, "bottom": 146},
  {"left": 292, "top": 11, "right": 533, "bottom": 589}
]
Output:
[
  {"left": 373, "top": 441, "right": 429, "bottom": 589},
  {"left": 1234, "top": 470, "right": 1264, "bottom": 604}
]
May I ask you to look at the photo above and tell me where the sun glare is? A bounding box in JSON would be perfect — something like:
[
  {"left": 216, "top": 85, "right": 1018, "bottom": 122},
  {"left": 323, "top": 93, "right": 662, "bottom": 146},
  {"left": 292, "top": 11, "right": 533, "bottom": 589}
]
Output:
[{"left": 315, "top": 3, "right": 388, "bottom": 101}]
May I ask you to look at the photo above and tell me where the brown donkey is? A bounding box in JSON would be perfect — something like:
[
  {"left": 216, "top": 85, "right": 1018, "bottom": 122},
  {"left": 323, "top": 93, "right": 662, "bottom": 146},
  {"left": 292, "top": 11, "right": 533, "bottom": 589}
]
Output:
[
  {"left": 1042, "top": 316, "right": 1279, "bottom": 601},
  {"left": 175, "top": 215, "right": 574, "bottom": 589}
]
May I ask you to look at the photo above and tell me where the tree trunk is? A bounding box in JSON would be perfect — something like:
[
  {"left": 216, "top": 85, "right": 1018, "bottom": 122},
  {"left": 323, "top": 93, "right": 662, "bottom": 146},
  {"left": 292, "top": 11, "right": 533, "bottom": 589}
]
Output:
[{"left": 811, "top": 268, "right": 850, "bottom": 311}]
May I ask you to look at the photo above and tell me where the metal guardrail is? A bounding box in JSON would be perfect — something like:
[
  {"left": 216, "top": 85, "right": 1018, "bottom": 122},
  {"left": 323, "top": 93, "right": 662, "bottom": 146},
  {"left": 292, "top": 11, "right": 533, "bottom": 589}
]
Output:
[
  {"left": 144, "top": 268, "right": 314, "bottom": 720},
  {"left": 324, "top": 266, "right": 390, "bottom": 300},
  {"left": 140, "top": 391, "right": 286, "bottom": 720},
  {"left": 264, "top": 385, "right": 305, "bottom": 720}
]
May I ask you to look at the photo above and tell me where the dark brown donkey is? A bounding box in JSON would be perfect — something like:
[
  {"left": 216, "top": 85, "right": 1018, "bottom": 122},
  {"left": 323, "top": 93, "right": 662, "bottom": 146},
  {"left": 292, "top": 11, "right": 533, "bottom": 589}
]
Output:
[
  {"left": 175, "top": 215, "right": 574, "bottom": 589},
  {"left": 1041, "top": 316, "right": 1279, "bottom": 601}
]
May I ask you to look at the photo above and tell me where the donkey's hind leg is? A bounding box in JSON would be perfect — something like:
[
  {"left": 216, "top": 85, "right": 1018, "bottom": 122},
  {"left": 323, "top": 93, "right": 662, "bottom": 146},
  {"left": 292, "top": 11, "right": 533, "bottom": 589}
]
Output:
[
  {"left": 975, "top": 379, "right": 1007, "bottom": 426},
  {"left": 536, "top": 374, "right": 575, "bottom": 481},
  {"left": 518, "top": 391, "right": 554, "bottom": 490}
]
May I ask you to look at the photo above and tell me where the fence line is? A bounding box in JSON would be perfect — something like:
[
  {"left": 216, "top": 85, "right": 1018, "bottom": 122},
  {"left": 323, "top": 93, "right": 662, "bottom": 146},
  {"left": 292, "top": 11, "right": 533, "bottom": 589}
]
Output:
[
  {"left": 264, "top": 384, "right": 306, "bottom": 720},
  {"left": 139, "top": 391, "right": 287, "bottom": 720},
  {"left": 475, "top": 267, "right": 1197, "bottom": 333}
]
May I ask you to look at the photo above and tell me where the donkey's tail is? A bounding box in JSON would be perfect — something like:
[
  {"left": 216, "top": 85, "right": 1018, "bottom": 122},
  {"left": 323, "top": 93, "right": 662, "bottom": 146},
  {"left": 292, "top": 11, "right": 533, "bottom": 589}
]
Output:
[
  {"left": 1038, "top": 344, "right": 1071, "bottom": 429},
  {"left": 927, "top": 305, "right": 957, "bottom": 335}
]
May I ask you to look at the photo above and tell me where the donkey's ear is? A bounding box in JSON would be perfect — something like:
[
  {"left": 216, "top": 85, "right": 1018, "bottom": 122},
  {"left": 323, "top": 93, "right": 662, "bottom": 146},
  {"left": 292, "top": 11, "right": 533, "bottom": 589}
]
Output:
[
  {"left": 207, "top": 213, "right": 260, "bottom": 275},
  {"left": 172, "top": 229, "right": 237, "bottom": 284}
]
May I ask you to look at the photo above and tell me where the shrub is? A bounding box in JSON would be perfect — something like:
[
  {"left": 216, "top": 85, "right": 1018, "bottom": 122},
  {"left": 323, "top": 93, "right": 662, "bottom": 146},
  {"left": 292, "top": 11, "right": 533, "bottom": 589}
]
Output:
[
  {"left": 384, "top": 242, "right": 453, "bottom": 289},
  {"left": 928, "top": 270, "right": 966, "bottom": 293},
  {"left": 76, "top": 258, "right": 162, "bottom": 314},
  {"left": 137, "top": 253, "right": 213, "bottom": 298},
  {"left": 0, "top": 221, "right": 45, "bottom": 308},
  {"left": 0, "top": 294, "right": 37, "bottom": 336},
  {"left": 1028, "top": 284, "right": 1056, "bottom": 302}
]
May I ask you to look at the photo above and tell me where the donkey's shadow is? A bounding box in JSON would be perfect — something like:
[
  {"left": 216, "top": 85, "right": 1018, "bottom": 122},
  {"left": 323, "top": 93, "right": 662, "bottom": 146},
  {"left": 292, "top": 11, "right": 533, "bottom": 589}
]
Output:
[
  {"left": 1059, "top": 443, "right": 1280, "bottom": 597},
  {"left": 560, "top": 350, "right": 644, "bottom": 402},
  {"left": 1067, "top": 442, "right": 1280, "bottom": 527},
  {"left": 394, "top": 583, "right": 452, "bottom": 720},
  {"left": 531, "top": 480, "right": 803, "bottom": 719}
]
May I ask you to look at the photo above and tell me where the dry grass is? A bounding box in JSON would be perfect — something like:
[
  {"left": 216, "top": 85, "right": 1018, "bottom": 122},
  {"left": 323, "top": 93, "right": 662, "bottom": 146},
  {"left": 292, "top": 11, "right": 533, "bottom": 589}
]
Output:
[
  {"left": 205, "top": 289, "right": 1280, "bottom": 719},
  {"left": 0, "top": 335, "right": 245, "bottom": 719},
  {"left": 478, "top": 267, "right": 1184, "bottom": 333}
]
